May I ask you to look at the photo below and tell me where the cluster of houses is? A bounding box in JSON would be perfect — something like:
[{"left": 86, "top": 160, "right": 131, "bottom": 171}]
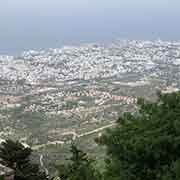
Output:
[
  {"left": 0, "top": 40, "right": 180, "bottom": 84},
  {"left": 23, "top": 86, "right": 136, "bottom": 114}
]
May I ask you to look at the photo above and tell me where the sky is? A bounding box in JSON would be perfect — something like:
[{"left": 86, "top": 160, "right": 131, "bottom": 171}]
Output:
[{"left": 0, "top": 0, "right": 180, "bottom": 54}]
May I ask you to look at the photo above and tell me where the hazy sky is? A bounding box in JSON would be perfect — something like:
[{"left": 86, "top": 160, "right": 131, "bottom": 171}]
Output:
[{"left": 0, "top": 0, "right": 180, "bottom": 54}]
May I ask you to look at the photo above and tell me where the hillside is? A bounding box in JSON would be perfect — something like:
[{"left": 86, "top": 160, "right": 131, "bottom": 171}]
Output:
[{"left": 0, "top": 40, "right": 180, "bottom": 168}]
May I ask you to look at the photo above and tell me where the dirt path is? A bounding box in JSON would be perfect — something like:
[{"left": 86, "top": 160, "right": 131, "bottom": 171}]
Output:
[
  {"left": 40, "top": 154, "right": 49, "bottom": 175},
  {"left": 32, "top": 122, "right": 116, "bottom": 150}
]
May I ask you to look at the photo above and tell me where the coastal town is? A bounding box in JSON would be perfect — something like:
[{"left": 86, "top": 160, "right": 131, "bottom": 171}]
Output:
[
  {"left": 0, "top": 40, "right": 180, "bottom": 166},
  {"left": 0, "top": 40, "right": 180, "bottom": 83}
]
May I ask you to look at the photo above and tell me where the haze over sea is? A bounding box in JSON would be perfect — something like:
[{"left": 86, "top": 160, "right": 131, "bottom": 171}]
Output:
[{"left": 0, "top": 0, "right": 180, "bottom": 55}]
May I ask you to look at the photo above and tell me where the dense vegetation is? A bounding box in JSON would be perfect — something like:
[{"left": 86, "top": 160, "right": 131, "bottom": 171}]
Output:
[
  {"left": 1, "top": 91, "right": 180, "bottom": 180},
  {"left": 96, "top": 91, "right": 180, "bottom": 180},
  {"left": 55, "top": 144, "right": 101, "bottom": 180},
  {"left": 0, "top": 140, "right": 48, "bottom": 180}
]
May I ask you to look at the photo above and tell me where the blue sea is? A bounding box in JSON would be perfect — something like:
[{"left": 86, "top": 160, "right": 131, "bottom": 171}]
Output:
[{"left": 0, "top": 0, "right": 180, "bottom": 55}]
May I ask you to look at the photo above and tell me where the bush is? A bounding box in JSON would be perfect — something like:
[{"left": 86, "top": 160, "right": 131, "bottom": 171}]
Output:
[{"left": 96, "top": 92, "right": 180, "bottom": 180}]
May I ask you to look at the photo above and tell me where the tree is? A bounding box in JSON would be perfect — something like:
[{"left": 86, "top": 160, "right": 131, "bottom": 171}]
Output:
[
  {"left": 0, "top": 140, "right": 48, "bottom": 180},
  {"left": 56, "top": 144, "right": 101, "bottom": 180},
  {"left": 96, "top": 92, "right": 180, "bottom": 180},
  {"left": 0, "top": 140, "right": 31, "bottom": 168}
]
